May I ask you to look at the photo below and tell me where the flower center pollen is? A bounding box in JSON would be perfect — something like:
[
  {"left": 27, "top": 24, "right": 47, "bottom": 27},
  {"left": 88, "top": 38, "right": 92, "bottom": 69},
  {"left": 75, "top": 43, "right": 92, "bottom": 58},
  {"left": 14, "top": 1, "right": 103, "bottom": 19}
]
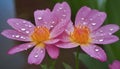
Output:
[
  {"left": 70, "top": 26, "right": 91, "bottom": 45},
  {"left": 31, "top": 26, "right": 50, "bottom": 45}
]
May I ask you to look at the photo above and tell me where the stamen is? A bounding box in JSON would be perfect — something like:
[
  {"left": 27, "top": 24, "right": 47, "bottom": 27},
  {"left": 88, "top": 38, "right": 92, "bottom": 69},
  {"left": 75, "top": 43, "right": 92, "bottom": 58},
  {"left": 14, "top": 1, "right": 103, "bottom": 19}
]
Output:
[
  {"left": 31, "top": 26, "right": 50, "bottom": 45},
  {"left": 70, "top": 26, "right": 91, "bottom": 45}
]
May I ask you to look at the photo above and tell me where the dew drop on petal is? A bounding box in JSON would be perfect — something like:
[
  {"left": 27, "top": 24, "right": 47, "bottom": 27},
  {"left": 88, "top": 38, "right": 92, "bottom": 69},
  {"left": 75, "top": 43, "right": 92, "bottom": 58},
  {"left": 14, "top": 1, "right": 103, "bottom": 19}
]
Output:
[
  {"left": 91, "top": 23, "right": 96, "bottom": 26},
  {"left": 99, "top": 39, "right": 104, "bottom": 42},
  {"left": 12, "top": 35, "right": 15, "bottom": 37},
  {"left": 23, "top": 21, "right": 26, "bottom": 23},
  {"left": 25, "top": 31, "right": 29, "bottom": 33},
  {"left": 83, "top": 22, "right": 87, "bottom": 25},
  {"left": 50, "top": 25, "right": 54, "bottom": 28},
  {"left": 62, "top": 14, "right": 66, "bottom": 17},
  {"left": 110, "top": 28, "right": 114, "bottom": 31},
  {"left": 21, "top": 28, "right": 26, "bottom": 31},
  {"left": 40, "top": 49, "right": 44, "bottom": 53},
  {"left": 38, "top": 17, "right": 42, "bottom": 20},
  {"left": 16, "top": 23, "right": 19, "bottom": 25},
  {"left": 34, "top": 53, "right": 39, "bottom": 58},
  {"left": 27, "top": 25, "right": 31, "bottom": 27},
  {"left": 90, "top": 18, "right": 93, "bottom": 21},
  {"left": 94, "top": 47, "right": 99, "bottom": 52},
  {"left": 81, "top": 18, "right": 84, "bottom": 20},
  {"left": 59, "top": 7, "right": 62, "bottom": 10},
  {"left": 52, "top": 21, "right": 55, "bottom": 24},
  {"left": 16, "top": 35, "right": 20, "bottom": 38}
]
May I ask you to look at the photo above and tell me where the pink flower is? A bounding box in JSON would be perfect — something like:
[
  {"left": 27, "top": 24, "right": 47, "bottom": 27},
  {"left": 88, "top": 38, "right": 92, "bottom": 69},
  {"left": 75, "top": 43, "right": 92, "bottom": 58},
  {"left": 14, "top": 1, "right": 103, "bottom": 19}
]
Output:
[
  {"left": 109, "top": 60, "right": 120, "bottom": 69},
  {"left": 56, "top": 6, "right": 119, "bottom": 62},
  {"left": 1, "top": 2, "right": 71, "bottom": 65}
]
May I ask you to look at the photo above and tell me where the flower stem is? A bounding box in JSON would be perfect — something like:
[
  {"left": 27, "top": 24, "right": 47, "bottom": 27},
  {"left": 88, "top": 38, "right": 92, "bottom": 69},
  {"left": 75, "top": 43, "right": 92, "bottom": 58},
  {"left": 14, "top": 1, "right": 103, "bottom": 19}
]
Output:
[{"left": 75, "top": 48, "right": 79, "bottom": 69}]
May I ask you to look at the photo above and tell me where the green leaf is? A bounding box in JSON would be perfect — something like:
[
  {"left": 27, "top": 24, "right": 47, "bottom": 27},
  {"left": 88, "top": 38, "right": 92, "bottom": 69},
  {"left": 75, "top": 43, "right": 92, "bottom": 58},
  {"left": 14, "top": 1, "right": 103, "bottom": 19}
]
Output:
[
  {"left": 78, "top": 53, "right": 108, "bottom": 69},
  {"left": 63, "top": 62, "right": 73, "bottom": 69},
  {"left": 41, "top": 64, "right": 48, "bottom": 69}
]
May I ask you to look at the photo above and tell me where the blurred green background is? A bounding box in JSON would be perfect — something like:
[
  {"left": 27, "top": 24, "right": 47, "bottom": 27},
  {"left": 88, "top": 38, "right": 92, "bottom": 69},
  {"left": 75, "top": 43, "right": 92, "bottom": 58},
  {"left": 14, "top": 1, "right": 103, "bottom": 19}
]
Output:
[{"left": 0, "top": 0, "right": 120, "bottom": 69}]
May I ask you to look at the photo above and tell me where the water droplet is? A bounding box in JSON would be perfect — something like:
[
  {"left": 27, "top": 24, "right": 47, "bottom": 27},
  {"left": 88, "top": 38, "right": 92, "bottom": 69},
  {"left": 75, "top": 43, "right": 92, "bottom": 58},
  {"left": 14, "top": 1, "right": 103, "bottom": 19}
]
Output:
[
  {"left": 20, "top": 36, "right": 25, "bottom": 39},
  {"left": 59, "top": 7, "right": 62, "bottom": 10},
  {"left": 16, "top": 23, "right": 19, "bottom": 25},
  {"left": 23, "top": 21, "right": 26, "bottom": 23},
  {"left": 62, "top": 14, "right": 66, "bottom": 17},
  {"left": 99, "top": 39, "right": 104, "bottom": 42},
  {"left": 38, "top": 17, "right": 42, "bottom": 20},
  {"left": 34, "top": 54, "right": 39, "bottom": 58},
  {"left": 110, "top": 28, "right": 113, "bottom": 31},
  {"left": 52, "top": 21, "right": 55, "bottom": 24},
  {"left": 16, "top": 35, "right": 20, "bottom": 38},
  {"left": 81, "top": 18, "right": 84, "bottom": 20},
  {"left": 109, "top": 33, "right": 112, "bottom": 35},
  {"left": 92, "top": 23, "right": 96, "bottom": 26},
  {"left": 12, "top": 35, "right": 15, "bottom": 37},
  {"left": 28, "top": 44, "right": 32, "bottom": 47},
  {"left": 25, "top": 31, "right": 29, "bottom": 33},
  {"left": 83, "top": 22, "right": 87, "bottom": 25},
  {"left": 95, "top": 47, "right": 99, "bottom": 52},
  {"left": 21, "top": 28, "right": 26, "bottom": 31},
  {"left": 28, "top": 25, "right": 32, "bottom": 27},
  {"left": 40, "top": 49, "right": 44, "bottom": 53},
  {"left": 90, "top": 18, "right": 93, "bottom": 21},
  {"left": 50, "top": 25, "right": 54, "bottom": 28}
]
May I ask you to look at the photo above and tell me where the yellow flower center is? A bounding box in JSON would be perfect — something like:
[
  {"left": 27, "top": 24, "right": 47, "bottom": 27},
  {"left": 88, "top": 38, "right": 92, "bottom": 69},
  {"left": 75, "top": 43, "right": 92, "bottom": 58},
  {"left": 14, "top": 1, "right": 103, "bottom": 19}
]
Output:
[
  {"left": 31, "top": 26, "right": 50, "bottom": 47},
  {"left": 70, "top": 26, "right": 91, "bottom": 45}
]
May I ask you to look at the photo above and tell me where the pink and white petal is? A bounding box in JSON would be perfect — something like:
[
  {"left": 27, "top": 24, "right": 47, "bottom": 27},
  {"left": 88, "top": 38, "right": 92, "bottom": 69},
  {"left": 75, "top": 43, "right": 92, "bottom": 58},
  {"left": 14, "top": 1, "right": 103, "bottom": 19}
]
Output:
[
  {"left": 44, "top": 39, "right": 59, "bottom": 44},
  {"left": 109, "top": 60, "right": 120, "bottom": 69},
  {"left": 1, "top": 30, "right": 31, "bottom": 41},
  {"left": 50, "top": 20, "right": 69, "bottom": 38},
  {"left": 8, "top": 43, "right": 35, "bottom": 54},
  {"left": 65, "top": 21, "right": 74, "bottom": 34},
  {"left": 92, "top": 35, "right": 119, "bottom": 44},
  {"left": 56, "top": 42, "right": 79, "bottom": 48},
  {"left": 52, "top": 2, "right": 71, "bottom": 22},
  {"left": 34, "top": 9, "right": 57, "bottom": 29},
  {"left": 57, "top": 31, "right": 70, "bottom": 42},
  {"left": 92, "top": 24, "right": 120, "bottom": 37},
  {"left": 75, "top": 6, "right": 91, "bottom": 26},
  {"left": 81, "top": 44, "right": 107, "bottom": 62},
  {"left": 46, "top": 45, "right": 59, "bottom": 59},
  {"left": 87, "top": 12, "right": 106, "bottom": 31},
  {"left": 28, "top": 46, "right": 45, "bottom": 65},
  {"left": 7, "top": 18, "right": 35, "bottom": 35}
]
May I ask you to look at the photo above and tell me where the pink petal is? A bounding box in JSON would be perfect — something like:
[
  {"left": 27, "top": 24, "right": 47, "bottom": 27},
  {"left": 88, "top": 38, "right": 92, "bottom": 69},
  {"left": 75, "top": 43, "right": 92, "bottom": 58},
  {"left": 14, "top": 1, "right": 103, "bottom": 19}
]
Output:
[
  {"left": 109, "top": 60, "right": 120, "bottom": 69},
  {"left": 7, "top": 18, "right": 35, "bottom": 35},
  {"left": 34, "top": 9, "right": 57, "bottom": 30},
  {"left": 8, "top": 43, "right": 35, "bottom": 54},
  {"left": 28, "top": 46, "right": 45, "bottom": 65},
  {"left": 1, "top": 30, "right": 31, "bottom": 41},
  {"left": 75, "top": 6, "right": 91, "bottom": 26},
  {"left": 92, "top": 35, "right": 119, "bottom": 44},
  {"left": 81, "top": 44, "right": 107, "bottom": 62},
  {"left": 56, "top": 42, "right": 79, "bottom": 48},
  {"left": 92, "top": 24, "right": 119, "bottom": 37},
  {"left": 44, "top": 39, "right": 59, "bottom": 44},
  {"left": 87, "top": 11, "right": 106, "bottom": 31},
  {"left": 46, "top": 45, "right": 59, "bottom": 59},
  {"left": 52, "top": 2, "right": 71, "bottom": 22},
  {"left": 50, "top": 20, "right": 69, "bottom": 38},
  {"left": 57, "top": 31, "right": 70, "bottom": 42},
  {"left": 65, "top": 21, "right": 74, "bottom": 34}
]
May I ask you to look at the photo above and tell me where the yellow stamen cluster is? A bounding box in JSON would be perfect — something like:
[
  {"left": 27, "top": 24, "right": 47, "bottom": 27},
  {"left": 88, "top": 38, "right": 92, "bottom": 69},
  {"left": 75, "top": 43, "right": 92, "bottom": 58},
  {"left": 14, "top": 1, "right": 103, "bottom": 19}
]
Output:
[
  {"left": 70, "top": 26, "right": 91, "bottom": 45},
  {"left": 31, "top": 26, "right": 50, "bottom": 46}
]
